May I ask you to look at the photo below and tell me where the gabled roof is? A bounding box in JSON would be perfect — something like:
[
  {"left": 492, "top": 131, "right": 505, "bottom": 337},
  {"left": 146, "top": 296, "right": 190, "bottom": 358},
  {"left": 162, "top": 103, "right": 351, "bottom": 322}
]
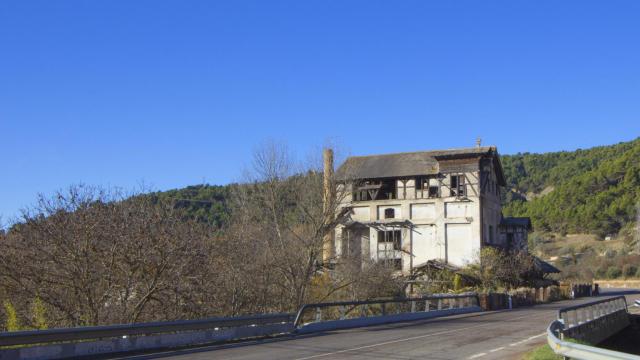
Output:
[
  {"left": 336, "top": 146, "right": 505, "bottom": 184},
  {"left": 534, "top": 257, "right": 561, "bottom": 274}
]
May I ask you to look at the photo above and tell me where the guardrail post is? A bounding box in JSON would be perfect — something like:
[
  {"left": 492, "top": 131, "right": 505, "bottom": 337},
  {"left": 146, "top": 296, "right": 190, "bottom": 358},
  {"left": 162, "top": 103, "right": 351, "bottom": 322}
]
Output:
[
  {"left": 361, "top": 304, "right": 368, "bottom": 317},
  {"left": 339, "top": 305, "right": 346, "bottom": 320},
  {"left": 381, "top": 303, "right": 386, "bottom": 316},
  {"left": 425, "top": 300, "right": 430, "bottom": 312},
  {"left": 449, "top": 298, "right": 454, "bottom": 310},
  {"left": 437, "top": 299, "right": 442, "bottom": 310},
  {"left": 411, "top": 301, "right": 416, "bottom": 313},
  {"left": 315, "top": 307, "right": 322, "bottom": 322}
]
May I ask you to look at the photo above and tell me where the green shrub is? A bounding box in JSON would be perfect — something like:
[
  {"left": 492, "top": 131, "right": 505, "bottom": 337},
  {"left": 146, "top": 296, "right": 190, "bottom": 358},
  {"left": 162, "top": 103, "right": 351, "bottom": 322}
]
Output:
[
  {"left": 622, "top": 264, "right": 637, "bottom": 278},
  {"left": 606, "top": 266, "right": 622, "bottom": 279},
  {"left": 453, "top": 274, "right": 463, "bottom": 291},
  {"left": 32, "top": 297, "right": 48, "bottom": 330},
  {"left": 3, "top": 301, "right": 20, "bottom": 331}
]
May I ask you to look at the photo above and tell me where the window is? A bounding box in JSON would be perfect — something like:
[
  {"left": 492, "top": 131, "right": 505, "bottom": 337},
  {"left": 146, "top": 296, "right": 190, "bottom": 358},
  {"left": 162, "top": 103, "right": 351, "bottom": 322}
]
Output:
[
  {"left": 352, "top": 179, "right": 397, "bottom": 201},
  {"left": 426, "top": 178, "right": 439, "bottom": 198},
  {"left": 384, "top": 208, "right": 395, "bottom": 219},
  {"left": 377, "top": 230, "right": 401, "bottom": 250},
  {"left": 450, "top": 175, "right": 466, "bottom": 197},
  {"left": 377, "top": 230, "right": 402, "bottom": 270},
  {"left": 428, "top": 184, "right": 439, "bottom": 198}
]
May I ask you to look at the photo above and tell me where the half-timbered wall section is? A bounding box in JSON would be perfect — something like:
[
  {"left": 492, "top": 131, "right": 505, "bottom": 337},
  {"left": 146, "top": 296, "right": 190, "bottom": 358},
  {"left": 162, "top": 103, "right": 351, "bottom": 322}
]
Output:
[{"left": 333, "top": 146, "right": 528, "bottom": 274}]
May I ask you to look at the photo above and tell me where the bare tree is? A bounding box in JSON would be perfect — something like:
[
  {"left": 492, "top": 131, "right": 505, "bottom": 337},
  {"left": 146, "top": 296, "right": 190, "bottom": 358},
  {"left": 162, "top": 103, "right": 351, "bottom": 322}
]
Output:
[
  {"left": 0, "top": 185, "right": 213, "bottom": 327},
  {"left": 0, "top": 143, "right": 408, "bottom": 329}
]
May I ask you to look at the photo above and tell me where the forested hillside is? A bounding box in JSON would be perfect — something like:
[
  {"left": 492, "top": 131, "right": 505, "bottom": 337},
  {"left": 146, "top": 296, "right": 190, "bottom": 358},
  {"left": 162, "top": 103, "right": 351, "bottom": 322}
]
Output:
[
  {"left": 147, "top": 184, "right": 231, "bottom": 229},
  {"left": 502, "top": 138, "right": 640, "bottom": 238},
  {"left": 153, "top": 139, "right": 640, "bottom": 239}
]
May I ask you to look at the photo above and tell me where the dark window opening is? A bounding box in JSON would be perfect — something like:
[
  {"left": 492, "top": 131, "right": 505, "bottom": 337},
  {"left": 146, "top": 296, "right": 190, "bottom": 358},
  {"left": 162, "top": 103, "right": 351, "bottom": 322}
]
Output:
[
  {"left": 428, "top": 184, "right": 439, "bottom": 198},
  {"left": 384, "top": 208, "right": 395, "bottom": 219},
  {"left": 377, "top": 230, "right": 402, "bottom": 270},
  {"left": 416, "top": 177, "right": 423, "bottom": 190},
  {"left": 353, "top": 179, "right": 397, "bottom": 201},
  {"left": 450, "top": 175, "right": 466, "bottom": 197},
  {"left": 377, "top": 230, "right": 401, "bottom": 250}
]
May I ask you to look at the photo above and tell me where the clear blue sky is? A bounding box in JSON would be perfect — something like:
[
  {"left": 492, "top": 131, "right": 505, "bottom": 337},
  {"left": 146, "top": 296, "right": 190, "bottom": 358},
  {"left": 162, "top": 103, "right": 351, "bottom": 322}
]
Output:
[{"left": 1, "top": 1, "right": 639, "bottom": 223}]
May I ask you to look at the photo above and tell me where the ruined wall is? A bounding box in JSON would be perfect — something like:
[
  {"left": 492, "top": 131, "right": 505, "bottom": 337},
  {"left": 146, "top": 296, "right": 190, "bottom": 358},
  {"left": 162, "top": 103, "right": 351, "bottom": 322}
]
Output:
[{"left": 335, "top": 156, "right": 504, "bottom": 272}]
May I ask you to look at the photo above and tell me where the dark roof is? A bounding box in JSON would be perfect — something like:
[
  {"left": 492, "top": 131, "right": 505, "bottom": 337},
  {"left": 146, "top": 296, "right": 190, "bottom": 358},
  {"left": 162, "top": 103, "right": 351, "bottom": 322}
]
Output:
[
  {"left": 500, "top": 217, "right": 533, "bottom": 230},
  {"left": 336, "top": 146, "right": 504, "bottom": 182},
  {"left": 534, "top": 257, "right": 561, "bottom": 274}
]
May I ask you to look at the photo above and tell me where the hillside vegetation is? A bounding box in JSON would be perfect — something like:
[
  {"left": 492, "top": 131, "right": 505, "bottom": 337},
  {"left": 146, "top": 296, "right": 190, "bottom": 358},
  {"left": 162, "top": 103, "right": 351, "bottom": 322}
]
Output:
[
  {"left": 156, "top": 139, "right": 640, "bottom": 241},
  {"left": 502, "top": 138, "right": 640, "bottom": 238},
  {"left": 148, "top": 184, "right": 231, "bottom": 229},
  {"left": 151, "top": 139, "right": 640, "bottom": 241}
]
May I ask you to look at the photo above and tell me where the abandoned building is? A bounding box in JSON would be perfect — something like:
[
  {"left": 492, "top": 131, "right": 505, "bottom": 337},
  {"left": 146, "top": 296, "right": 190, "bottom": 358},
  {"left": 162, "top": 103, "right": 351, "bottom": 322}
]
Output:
[{"left": 327, "top": 145, "right": 532, "bottom": 274}]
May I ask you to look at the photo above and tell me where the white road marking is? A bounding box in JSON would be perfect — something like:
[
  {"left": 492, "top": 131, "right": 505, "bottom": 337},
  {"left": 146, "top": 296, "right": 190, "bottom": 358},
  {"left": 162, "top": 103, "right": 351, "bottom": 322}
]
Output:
[
  {"left": 488, "top": 346, "right": 505, "bottom": 352},
  {"left": 293, "top": 313, "right": 541, "bottom": 360},
  {"left": 506, "top": 333, "right": 546, "bottom": 348},
  {"left": 527, "top": 333, "right": 546, "bottom": 341},
  {"left": 468, "top": 353, "right": 487, "bottom": 359}
]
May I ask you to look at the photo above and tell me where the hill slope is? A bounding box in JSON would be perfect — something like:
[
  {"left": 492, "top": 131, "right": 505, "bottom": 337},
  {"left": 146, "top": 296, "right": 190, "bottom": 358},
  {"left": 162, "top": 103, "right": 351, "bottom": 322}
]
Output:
[
  {"left": 149, "top": 184, "right": 231, "bottom": 229},
  {"left": 154, "top": 139, "right": 640, "bottom": 239},
  {"left": 502, "top": 138, "right": 640, "bottom": 238}
]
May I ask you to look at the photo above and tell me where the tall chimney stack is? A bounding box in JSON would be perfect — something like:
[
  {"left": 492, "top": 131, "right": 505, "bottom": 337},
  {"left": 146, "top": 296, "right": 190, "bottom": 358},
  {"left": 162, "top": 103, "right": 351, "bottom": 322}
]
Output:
[{"left": 322, "top": 148, "right": 335, "bottom": 264}]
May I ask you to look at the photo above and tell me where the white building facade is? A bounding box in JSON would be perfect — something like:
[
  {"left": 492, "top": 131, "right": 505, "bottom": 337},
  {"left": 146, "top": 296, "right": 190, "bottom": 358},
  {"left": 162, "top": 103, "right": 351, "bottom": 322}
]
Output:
[{"left": 333, "top": 146, "right": 526, "bottom": 274}]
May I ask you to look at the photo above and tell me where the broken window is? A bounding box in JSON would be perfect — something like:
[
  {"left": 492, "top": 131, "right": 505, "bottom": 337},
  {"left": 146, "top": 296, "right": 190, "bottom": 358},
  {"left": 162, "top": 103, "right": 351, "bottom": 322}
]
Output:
[
  {"left": 428, "top": 178, "right": 440, "bottom": 198},
  {"left": 377, "top": 230, "right": 401, "bottom": 250},
  {"left": 352, "top": 179, "right": 397, "bottom": 201},
  {"left": 450, "top": 175, "right": 466, "bottom": 197},
  {"left": 384, "top": 208, "right": 395, "bottom": 219},
  {"left": 377, "top": 229, "right": 402, "bottom": 270}
]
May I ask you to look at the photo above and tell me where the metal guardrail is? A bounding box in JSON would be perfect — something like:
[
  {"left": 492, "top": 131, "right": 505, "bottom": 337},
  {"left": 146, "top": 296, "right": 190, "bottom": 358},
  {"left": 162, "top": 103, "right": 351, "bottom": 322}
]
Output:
[
  {"left": 559, "top": 296, "right": 627, "bottom": 329},
  {"left": 0, "top": 313, "right": 294, "bottom": 347},
  {"left": 0, "top": 293, "right": 480, "bottom": 359},
  {"left": 294, "top": 293, "right": 479, "bottom": 328},
  {"left": 547, "top": 296, "right": 640, "bottom": 360}
]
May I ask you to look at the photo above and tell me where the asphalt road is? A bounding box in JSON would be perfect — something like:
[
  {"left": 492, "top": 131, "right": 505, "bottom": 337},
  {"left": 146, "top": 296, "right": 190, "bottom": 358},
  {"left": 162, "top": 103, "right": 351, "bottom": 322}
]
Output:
[{"left": 121, "top": 289, "right": 640, "bottom": 360}]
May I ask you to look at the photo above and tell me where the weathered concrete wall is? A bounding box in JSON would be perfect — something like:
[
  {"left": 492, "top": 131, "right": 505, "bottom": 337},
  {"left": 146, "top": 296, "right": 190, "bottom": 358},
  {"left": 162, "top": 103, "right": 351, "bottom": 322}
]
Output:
[{"left": 336, "top": 166, "right": 490, "bottom": 270}]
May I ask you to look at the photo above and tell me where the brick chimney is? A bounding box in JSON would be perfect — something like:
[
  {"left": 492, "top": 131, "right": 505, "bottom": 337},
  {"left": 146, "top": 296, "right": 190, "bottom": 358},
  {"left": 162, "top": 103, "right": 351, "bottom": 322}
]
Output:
[{"left": 322, "top": 148, "right": 335, "bottom": 264}]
